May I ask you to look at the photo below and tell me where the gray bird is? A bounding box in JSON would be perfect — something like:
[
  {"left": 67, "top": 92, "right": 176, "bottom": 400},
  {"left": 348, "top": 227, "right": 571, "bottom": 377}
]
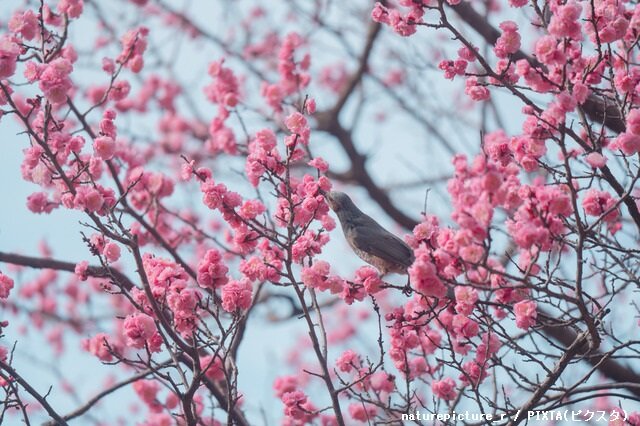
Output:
[{"left": 324, "top": 191, "right": 415, "bottom": 276}]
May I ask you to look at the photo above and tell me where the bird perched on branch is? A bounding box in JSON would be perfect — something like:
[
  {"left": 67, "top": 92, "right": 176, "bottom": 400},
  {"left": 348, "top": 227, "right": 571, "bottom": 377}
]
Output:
[{"left": 324, "top": 191, "right": 415, "bottom": 276}]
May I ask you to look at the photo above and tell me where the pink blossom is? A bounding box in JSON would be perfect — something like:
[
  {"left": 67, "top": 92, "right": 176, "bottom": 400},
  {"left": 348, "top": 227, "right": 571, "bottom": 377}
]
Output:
[
  {"left": 582, "top": 189, "right": 619, "bottom": 223},
  {"left": 370, "top": 372, "right": 395, "bottom": 393},
  {"left": 38, "top": 58, "right": 74, "bottom": 104},
  {"left": 58, "top": 0, "right": 84, "bottom": 18},
  {"left": 432, "top": 377, "right": 457, "bottom": 400},
  {"left": 452, "top": 314, "right": 480, "bottom": 338},
  {"left": 0, "top": 272, "right": 14, "bottom": 299},
  {"left": 284, "top": 112, "right": 308, "bottom": 134},
  {"left": 282, "top": 390, "right": 309, "bottom": 421},
  {"left": 117, "top": 27, "right": 149, "bottom": 72},
  {"left": 340, "top": 281, "right": 367, "bottom": 305},
  {"left": 0, "top": 36, "right": 20, "bottom": 79},
  {"left": 123, "top": 313, "right": 156, "bottom": 349},
  {"left": 103, "top": 242, "right": 121, "bottom": 262},
  {"left": 371, "top": 3, "right": 389, "bottom": 25},
  {"left": 9, "top": 10, "right": 38, "bottom": 40},
  {"left": 93, "top": 136, "right": 116, "bottom": 160},
  {"left": 614, "top": 132, "right": 640, "bottom": 156},
  {"left": 201, "top": 179, "right": 228, "bottom": 210},
  {"left": 509, "top": 0, "right": 528, "bottom": 7},
  {"left": 132, "top": 380, "right": 160, "bottom": 408},
  {"left": 26, "top": 192, "right": 55, "bottom": 214},
  {"left": 336, "top": 349, "right": 360, "bottom": 373},
  {"left": 513, "top": 299, "right": 537, "bottom": 329},
  {"left": 585, "top": 152, "right": 607, "bottom": 168},
  {"left": 476, "top": 333, "right": 501, "bottom": 363},
  {"left": 465, "top": 77, "right": 490, "bottom": 101},
  {"left": 305, "top": 98, "right": 316, "bottom": 114},
  {"left": 548, "top": 1, "right": 583, "bottom": 40},
  {"left": 628, "top": 109, "right": 640, "bottom": 135},
  {"left": 238, "top": 199, "right": 266, "bottom": 220},
  {"left": 409, "top": 253, "right": 448, "bottom": 298},
  {"left": 200, "top": 355, "right": 225, "bottom": 381},
  {"left": 73, "top": 186, "right": 105, "bottom": 213},
  {"left": 454, "top": 286, "right": 478, "bottom": 316},
  {"left": 494, "top": 21, "right": 521, "bottom": 58},
  {"left": 75, "top": 260, "right": 89, "bottom": 281},
  {"left": 460, "top": 360, "right": 488, "bottom": 386},
  {"left": 221, "top": 279, "right": 253, "bottom": 312},
  {"left": 534, "top": 35, "right": 565, "bottom": 66},
  {"left": 438, "top": 59, "right": 467, "bottom": 80},
  {"left": 82, "top": 333, "right": 114, "bottom": 362},
  {"left": 197, "top": 249, "right": 229, "bottom": 289},
  {"left": 349, "top": 403, "right": 377, "bottom": 422},
  {"left": 308, "top": 157, "right": 329, "bottom": 172},
  {"left": 354, "top": 266, "right": 382, "bottom": 294},
  {"left": 273, "top": 375, "right": 298, "bottom": 398},
  {"left": 291, "top": 231, "right": 328, "bottom": 263},
  {"left": 204, "top": 59, "right": 240, "bottom": 108},
  {"left": 585, "top": 0, "right": 629, "bottom": 43},
  {"left": 301, "top": 261, "right": 330, "bottom": 289}
]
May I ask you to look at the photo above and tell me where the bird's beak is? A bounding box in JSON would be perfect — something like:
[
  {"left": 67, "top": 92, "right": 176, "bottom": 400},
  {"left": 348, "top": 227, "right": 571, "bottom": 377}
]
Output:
[{"left": 323, "top": 191, "right": 338, "bottom": 211}]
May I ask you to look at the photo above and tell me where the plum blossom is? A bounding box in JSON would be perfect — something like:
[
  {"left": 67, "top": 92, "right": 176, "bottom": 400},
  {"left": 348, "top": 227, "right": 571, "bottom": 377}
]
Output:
[
  {"left": 494, "top": 21, "right": 521, "bottom": 58},
  {"left": 514, "top": 299, "right": 537, "bottom": 329},
  {"left": 123, "top": 313, "right": 156, "bottom": 349},
  {"left": 0, "top": 36, "right": 20, "bottom": 78},
  {"left": 38, "top": 58, "right": 74, "bottom": 104},
  {"left": 336, "top": 349, "right": 361, "bottom": 373},
  {"left": 0, "top": 272, "right": 14, "bottom": 299},
  {"left": 197, "top": 249, "right": 229, "bottom": 289},
  {"left": 432, "top": 377, "right": 457, "bottom": 400},
  {"left": 221, "top": 279, "right": 253, "bottom": 312}
]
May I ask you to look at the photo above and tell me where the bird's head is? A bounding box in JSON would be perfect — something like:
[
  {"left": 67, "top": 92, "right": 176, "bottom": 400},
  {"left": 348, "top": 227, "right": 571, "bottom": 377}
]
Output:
[{"left": 324, "top": 191, "right": 353, "bottom": 213}]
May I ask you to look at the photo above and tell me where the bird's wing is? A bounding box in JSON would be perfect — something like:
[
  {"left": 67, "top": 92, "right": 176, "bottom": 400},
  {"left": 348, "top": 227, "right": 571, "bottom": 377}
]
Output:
[{"left": 350, "top": 223, "right": 415, "bottom": 267}]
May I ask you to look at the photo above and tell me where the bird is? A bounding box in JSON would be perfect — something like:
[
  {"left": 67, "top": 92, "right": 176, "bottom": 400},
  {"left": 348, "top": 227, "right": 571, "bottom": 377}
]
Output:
[{"left": 324, "top": 191, "right": 415, "bottom": 276}]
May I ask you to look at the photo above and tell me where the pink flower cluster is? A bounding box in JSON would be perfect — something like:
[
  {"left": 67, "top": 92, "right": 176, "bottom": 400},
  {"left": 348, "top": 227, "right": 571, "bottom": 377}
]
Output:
[
  {"left": 513, "top": 299, "right": 537, "bottom": 329},
  {"left": 245, "top": 128, "right": 284, "bottom": 187},
  {"left": 93, "top": 110, "right": 118, "bottom": 160},
  {"left": 36, "top": 58, "right": 74, "bottom": 104},
  {"left": 506, "top": 181, "right": 572, "bottom": 251},
  {"left": 82, "top": 333, "right": 117, "bottom": 362},
  {"left": 284, "top": 112, "right": 310, "bottom": 147},
  {"left": 584, "top": 0, "right": 631, "bottom": 43},
  {"left": 117, "top": 26, "right": 149, "bottom": 73},
  {"left": 140, "top": 254, "right": 202, "bottom": 335},
  {"left": 494, "top": 21, "right": 521, "bottom": 58},
  {"left": 204, "top": 59, "right": 240, "bottom": 108},
  {"left": 0, "top": 36, "right": 20, "bottom": 79},
  {"left": 220, "top": 279, "right": 253, "bottom": 312},
  {"left": 132, "top": 380, "right": 163, "bottom": 413},
  {"left": 9, "top": 10, "right": 38, "bottom": 40},
  {"left": 582, "top": 189, "right": 620, "bottom": 232},
  {"left": 548, "top": 1, "right": 583, "bottom": 40},
  {"left": 196, "top": 249, "right": 229, "bottom": 289},
  {"left": 371, "top": 2, "right": 424, "bottom": 37},
  {"left": 261, "top": 32, "right": 310, "bottom": 111},
  {"left": 282, "top": 390, "right": 317, "bottom": 424},
  {"left": 300, "top": 261, "right": 344, "bottom": 294},
  {"left": 0, "top": 272, "right": 14, "bottom": 299},
  {"left": 432, "top": 377, "right": 457, "bottom": 401},
  {"left": 57, "top": 0, "right": 84, "bottom": 19},
  {"left": 612, "top": 109, "right": 640, "bottom": 156},
  {"left": 205, "top": 60, "right": 241, "bottom": 155},
  {"left": 123, "top": 312, "right": 159, "bottom": 350},
  {"left": 239, "top": 240, "right": 284, "bottom": 283},
  {"left": 199, "top": 354, "right": 225, "bottom": 381},
  {"left": 349, "top": 403, "right": 378, "bottom": 422}
]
